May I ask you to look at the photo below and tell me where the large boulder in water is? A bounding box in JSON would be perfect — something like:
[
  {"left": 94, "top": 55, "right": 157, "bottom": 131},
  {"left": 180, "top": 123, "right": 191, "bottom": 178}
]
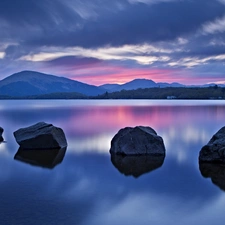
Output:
[
  {"left": 110, "top": 126, "right": 166, "bottom": 155},
  {"left": 13, "top": 122, "right": 67, "bottom": 149},
  {"left": 199, "top": 127, "right": 225, "bottom": 163}
]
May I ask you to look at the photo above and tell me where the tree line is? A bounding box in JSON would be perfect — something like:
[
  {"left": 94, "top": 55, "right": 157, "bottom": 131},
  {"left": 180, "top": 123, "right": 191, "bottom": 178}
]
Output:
[
  {"left": 94, "top": 86, "right": 225, "bottom": 99},
  {"left": 1, "top": 85, "right": 225, "bottom": 99}
]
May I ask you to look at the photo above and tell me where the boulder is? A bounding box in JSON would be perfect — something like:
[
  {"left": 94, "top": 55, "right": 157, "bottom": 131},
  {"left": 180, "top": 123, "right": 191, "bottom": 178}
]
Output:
[
  {"left": 111, "top": 154, "right": 165, "bottom": 178},
  {"left": 0, "top": 127, "right": 3, "bottom": 142},
  {"left": 199, "top": 127, "right": 225, "bottom": 163},
  {"left": 110, "top": 126, "right": 166, "bottom": 155},
  {"left": 13, "top": 122, "right": 67, "bottom": 149}
]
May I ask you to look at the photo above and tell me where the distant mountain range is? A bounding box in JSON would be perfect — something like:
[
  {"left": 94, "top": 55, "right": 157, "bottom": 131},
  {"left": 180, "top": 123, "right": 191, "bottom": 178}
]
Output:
[
  {"left": 0, "top": 71, "right": 104, "bottom": 97},
  {"left": 99, "top": 79, "right": 225, "bottom": 92},
  {"left": 0, "top": 70, "right": 224, "bottom": 97},
  {"left": 99, "top": 79, "right": 185, "bottom": 92}
]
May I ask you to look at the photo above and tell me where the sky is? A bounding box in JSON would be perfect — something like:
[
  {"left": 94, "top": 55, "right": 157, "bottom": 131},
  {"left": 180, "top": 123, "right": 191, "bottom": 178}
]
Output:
[{"left": 1, "top": 0, "right": 225, "bottom": 85}]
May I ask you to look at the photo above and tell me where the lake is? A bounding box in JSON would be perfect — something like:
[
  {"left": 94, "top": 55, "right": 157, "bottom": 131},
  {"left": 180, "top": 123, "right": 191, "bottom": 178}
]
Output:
[{"left": 1, "top": 99, "right": 225, "bottom": 225}]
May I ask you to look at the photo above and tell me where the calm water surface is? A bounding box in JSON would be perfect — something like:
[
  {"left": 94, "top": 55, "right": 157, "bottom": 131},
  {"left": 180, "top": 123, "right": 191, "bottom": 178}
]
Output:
[{"left": 1, "top": 100, "right": 225, "bottom": 225}]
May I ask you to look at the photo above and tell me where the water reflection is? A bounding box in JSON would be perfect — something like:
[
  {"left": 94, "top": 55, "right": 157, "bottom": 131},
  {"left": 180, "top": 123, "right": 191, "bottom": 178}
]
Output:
[
  {"left": 111, "top": 154, "right": 165, "bottom": 177},
  {"left": 1, "top": 100, "right": 225, "bottom": 225},
  {"left": 199, "top": 162, "right": 225, "bottom": 191},
  {"left": 14, "top": 147, "right": 67, "bottom": 169}
]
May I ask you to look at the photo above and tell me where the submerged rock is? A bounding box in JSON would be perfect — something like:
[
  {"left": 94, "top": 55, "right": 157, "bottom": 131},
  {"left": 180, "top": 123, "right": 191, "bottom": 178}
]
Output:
[
  {"left": 111, "top": 154, "right": 165, "bottom": 178},
  {"left": 13, "top": 122, "right": 67, "bottom": 149},
  {"left": 199, "top": 162, "right": 225, "bottom": 191},
  {"left": 199, "top": 127, "right": 225, "bottom": 163},
  {"left": 110, "top": 126, "right": 165, "bottom": 155},
  {"left": 0, "top": 127, "right": 3, "bottom": 142},
  {"left": 14, "top": 147, "right": 66, "bottom": 169}
]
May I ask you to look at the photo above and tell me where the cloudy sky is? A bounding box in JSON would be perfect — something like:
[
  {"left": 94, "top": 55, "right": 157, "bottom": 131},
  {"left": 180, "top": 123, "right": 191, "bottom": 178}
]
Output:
[{"left": 1, "top": 0, "right": 225, "bottom": 85}]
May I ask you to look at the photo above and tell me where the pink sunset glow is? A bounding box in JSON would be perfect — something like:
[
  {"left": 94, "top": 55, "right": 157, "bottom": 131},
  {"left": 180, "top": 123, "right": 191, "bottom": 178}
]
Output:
[
  {"left": 36, "top": 58, "right": 225, "bottom": 86},
  {"left": 43, "top": 57, "right": 225, "bottom": 85},
  {"left": 65, "top": 65, "right": 191, "bottom": 85}
]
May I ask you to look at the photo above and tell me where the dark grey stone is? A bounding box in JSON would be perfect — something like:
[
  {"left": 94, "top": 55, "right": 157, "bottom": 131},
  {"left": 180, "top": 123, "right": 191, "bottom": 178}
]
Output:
[
  {"left": 13, "top": 122, "right": 67, "bottom": 149},
  {"left": 199, "top": 126, "right": 225, "bottom": 163},
  {"left": 110, "top": 126, "right": 166, "bottom": 155}
]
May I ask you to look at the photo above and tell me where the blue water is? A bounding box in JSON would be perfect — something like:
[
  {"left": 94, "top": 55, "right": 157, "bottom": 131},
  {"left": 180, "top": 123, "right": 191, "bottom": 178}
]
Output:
[{"left": 0, "top": 100, "right": 225, "bottom": 225}]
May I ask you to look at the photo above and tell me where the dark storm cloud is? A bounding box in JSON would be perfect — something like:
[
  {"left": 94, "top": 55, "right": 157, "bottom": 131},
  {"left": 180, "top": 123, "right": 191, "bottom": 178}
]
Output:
[
  {"left": 1, "top": 0, "right": 225, "bottom": 48},
  {"left": 180, "top": 33, "right": 225, "bottom": 56},
  {"left": 4, "top": 45, "right": 30, "bottom": 60},
  {"left": 0, "top": 0, "right": 82, "bottom": 42},
  {"left": 26, "top": 0, "right": 225, "bottom": 48},
  {"left": 160, "top": 33, "right": 225, "bottom": 64},
  {"left": 0, "top": 0, "right": 51, "bottom": 25},
  {"left": 46, "top": 56, "right": 102, "bottom": 67},
  {"left": 186, "top": 44, "right": 225, "bottom": 58}
]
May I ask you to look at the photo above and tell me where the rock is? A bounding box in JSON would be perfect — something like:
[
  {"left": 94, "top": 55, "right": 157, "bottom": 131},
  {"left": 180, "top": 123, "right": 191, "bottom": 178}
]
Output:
[
  {"left": 14, "top": 147, "right": 67, "bottom": 169},
  {"left": 110, "top": 126, "right": 166, "bottom": 155},
  {"left": 199, "top": 127, "right": 225, "bottom": 163},
  {"left": 13, "top": 122, "right": 67, "bottom": 149},
  {"left": 199, "top": 162, "right": 225, "bottom": 191},
  {"left": 111, "top": 154, "right": 165, "bottom": 178}
]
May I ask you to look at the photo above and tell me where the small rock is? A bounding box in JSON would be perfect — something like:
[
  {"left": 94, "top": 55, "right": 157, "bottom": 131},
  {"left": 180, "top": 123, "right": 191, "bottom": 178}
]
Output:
[
  {"left": 13, "top": 122, "right": 67, "bottom": 149},
  {"left": 199, "top": 127, "right": 225, "bottom": 163},
  {"left": 110, "top": 126, "right": 166, "bottom": 155}
]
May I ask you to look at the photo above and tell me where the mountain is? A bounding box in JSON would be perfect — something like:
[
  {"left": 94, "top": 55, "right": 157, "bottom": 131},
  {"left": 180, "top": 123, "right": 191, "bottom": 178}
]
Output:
[
  {"left": 0, "top": 71, "right": 105, "bottom": 97},
  {"left": 118, "top": 79, "right": 158, "bottom": 90},
  {"left": 200, "top": 83, "right": 225, "bottom": 88},
  {"left": 101, "top": 78, "right": 185, "bottom": 92},
  {"left": 158, "top": 82, "right": 185, "bottom": 88},
  {"left": 1, "top": 70, "right": 224, "bottom": 98},
  {"left": 99, "top": 83, "right": 120, "bottom": 90}
]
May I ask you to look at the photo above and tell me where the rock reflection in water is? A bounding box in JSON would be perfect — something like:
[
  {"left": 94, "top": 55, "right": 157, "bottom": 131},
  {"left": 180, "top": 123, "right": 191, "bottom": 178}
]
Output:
[
  {"left": 199, "top": 162, "right": 225, "bottom": 191},
  {"left": 111, "top": 154, "right": 165, "bottom": 178},
  {"left": 14, "top": 147, "right": 67, "bottom": 169}
]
